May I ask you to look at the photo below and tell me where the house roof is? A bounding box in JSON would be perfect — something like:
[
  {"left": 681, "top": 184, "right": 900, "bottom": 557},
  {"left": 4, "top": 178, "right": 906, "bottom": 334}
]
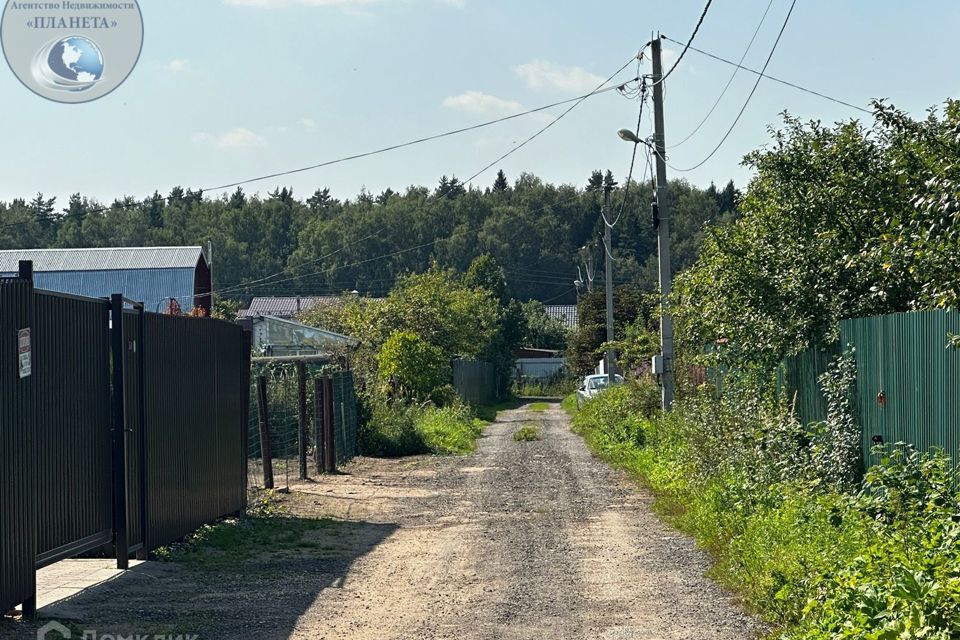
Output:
[
  {"left": 544, "top": 304, "right": 578, "bottom": 330},
  {"left": 238, "top": 296, "right": 342, "bottom": 319},
  {"left": 0, "top": 246, "right": 204, "bottom": 273}
]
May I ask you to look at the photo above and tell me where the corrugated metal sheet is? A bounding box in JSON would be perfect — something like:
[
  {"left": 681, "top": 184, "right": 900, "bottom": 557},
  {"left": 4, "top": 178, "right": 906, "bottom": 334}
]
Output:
[
  {"left": 544, "top": 305, "right": 578, "bottom": 330},
  {"left": 842, "top": 309, "right": 960, "bottom": 470},
  {"left": 25, "top": 269, "right": 196, "bottom": 313},
  {"left": 34, "top": 291, "right": 113, "bottom": 566},
  {"left": 0, "top": 246, "right": 203, "bottom": 272},
  {"left": 453, "top": 359, "right": 497, "bottom": 406},
  {"left": 241, "top": 296, "right": 344, "bottom": 319},
  {"left": 0, "top": 277, "right": 36, "bottom": 614},
  {"left": 779, "top": 343, "right": 841, "bottom": 427},
  {"left": 144, "top": 314, "right": 247, "bottom": 548}
]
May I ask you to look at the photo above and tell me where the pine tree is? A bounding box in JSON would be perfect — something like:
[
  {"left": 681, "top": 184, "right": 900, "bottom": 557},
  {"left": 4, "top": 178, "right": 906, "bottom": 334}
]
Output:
[{"left": 493, "top": 169, "right": 509, "bottom": 192}]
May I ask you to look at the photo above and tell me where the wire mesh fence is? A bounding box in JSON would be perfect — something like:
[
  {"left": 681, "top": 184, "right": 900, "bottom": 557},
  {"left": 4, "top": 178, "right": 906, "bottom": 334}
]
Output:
[{"left": 247, "top": 363, "right": 358, "bottom": 493}]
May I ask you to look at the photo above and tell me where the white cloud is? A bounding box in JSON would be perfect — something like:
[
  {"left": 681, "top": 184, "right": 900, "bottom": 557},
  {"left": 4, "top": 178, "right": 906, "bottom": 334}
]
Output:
[
  {"left": 513, "top": 59, "right": 605, "bottom": 92},
  {"left": 299, "top": 117, "right": 319, "bottom": 130},
  {"left": 442, "top": 91, "right": 522, "bottom": 116},
  {"left": 192, "top": 128, "right": 266, "bottom": 150},
  {"left": 165, "top": 59, "right": 188, "bottom": 72}
]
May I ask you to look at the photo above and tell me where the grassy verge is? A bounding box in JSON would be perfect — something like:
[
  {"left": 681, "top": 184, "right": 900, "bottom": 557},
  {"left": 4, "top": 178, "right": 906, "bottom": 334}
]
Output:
[
  {"left": 360, "top": 400, "right": 488, "bottom": 457},
  {"left": 560, "top": 393, "right": 579, "bottom": 417},
  {"left": 572, "top": 382, "right": 960, "bottom": 639},
  {"left": 527, "top": 402, "right": 550, "bottom": 412}
]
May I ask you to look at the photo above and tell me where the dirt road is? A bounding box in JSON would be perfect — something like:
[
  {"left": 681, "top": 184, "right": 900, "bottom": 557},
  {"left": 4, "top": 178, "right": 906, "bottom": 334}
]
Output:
[
  {"left": 293, "top": 402, "right": 761, "bottom": 639},
  {"left": 5, "top": 403, "right": 761, "bottom": 639}
]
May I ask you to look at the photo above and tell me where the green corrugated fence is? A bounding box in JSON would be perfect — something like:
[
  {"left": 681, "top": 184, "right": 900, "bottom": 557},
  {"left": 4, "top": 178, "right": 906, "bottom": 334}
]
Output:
[{"left": 783, "top": 309, "right": 960, "bottom": 470}]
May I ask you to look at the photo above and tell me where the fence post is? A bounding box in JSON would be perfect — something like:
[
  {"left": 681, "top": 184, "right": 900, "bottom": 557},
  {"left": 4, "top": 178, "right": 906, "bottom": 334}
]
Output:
[
  {"left": 17, "top": 261, "right": 37, "bottom": 619},
  {"left": 110, "top": 294, "right": 129, "bottom": 571},
  {"left": 314, "top": 377, "right": 326, "bottom": 474},
  {"left": 297, "top": 361, "right": 308, "bottom": 480},
  {"left": 240, "top": 329, "right": 252, "bottom": 510},
  {"left": 323, "top": 377, "right": 336, "bottom": 473},
  {"left": 256, "top": 375, "right": 274, "bottom": 489},
  {"left": 135, "top": 303, "right": 149, "bottom": 561}
]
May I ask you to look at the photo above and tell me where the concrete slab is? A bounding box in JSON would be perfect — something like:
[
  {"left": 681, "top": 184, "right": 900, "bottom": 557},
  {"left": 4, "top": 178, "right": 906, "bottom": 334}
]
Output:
[{"left": 36, "top": 559, "right": 145, "bottom": 610}]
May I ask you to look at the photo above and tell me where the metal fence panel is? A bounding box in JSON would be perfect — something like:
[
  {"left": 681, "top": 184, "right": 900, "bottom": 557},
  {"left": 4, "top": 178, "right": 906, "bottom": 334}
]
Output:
[
  {"left": 331, "top": 371, "right": 357, "bottom": 463},
  {"left": 0, "top": 278, "right": 36, "bottom": 614},
  {"left": 452, "top": 359, "right": 496, "bottom": 406},
  {"left": 779, "top": 343, "right": 840, "bottom": 427},
  {"left": 842, "top": 309, "right": 960, "bottom": 470},
  {"left": 143, "top": 314, "right": 248, "bottom": 549},
  {"left": 34, "top": 291, "right": 113, "bottom": 566}
]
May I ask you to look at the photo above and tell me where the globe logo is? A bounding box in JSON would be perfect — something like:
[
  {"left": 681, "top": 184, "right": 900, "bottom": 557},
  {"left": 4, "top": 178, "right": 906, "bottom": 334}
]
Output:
[{"left": 31, "top": 36, "right": 104, "bottom": 93}]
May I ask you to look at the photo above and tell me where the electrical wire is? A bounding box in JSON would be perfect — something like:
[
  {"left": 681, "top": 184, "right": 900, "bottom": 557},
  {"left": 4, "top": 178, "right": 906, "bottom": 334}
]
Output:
[
  {"left": 0, "top": 81, "right": 636, "bottom": 232},
  {"left": 660, "top": 35, "right": 872, "bottom": 115},
  {"left": 668, "top": 0, "right": 776, "bottom": 149},
  {"left": 663, "top": 0, "right": 799, "bottom": 173},
  {"left": 604, "top": 83, "right": 648, "bottom": 229},
  {"left": 463, "top": 55, "right": 640, "bottom": 185},
  {"left": 653, "top": 0, "right": 713, "bottom": 86}
]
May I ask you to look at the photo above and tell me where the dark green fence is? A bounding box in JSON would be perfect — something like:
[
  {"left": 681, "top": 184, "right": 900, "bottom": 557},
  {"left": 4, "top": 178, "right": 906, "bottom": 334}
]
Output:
[
  {"left": 453, "top": 359, "right": 496, "bottom": 406},
  {"left": 330, "top": 371, "right": 358, "bottom": 464},
  {"left": 783, "top": 309, "right": 960, "bottom": 470}
]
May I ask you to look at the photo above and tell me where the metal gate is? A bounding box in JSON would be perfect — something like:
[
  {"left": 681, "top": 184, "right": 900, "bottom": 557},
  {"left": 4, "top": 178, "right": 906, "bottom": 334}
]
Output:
[{"left": 0, "top": 264, "right": 251, "bottom": 617}]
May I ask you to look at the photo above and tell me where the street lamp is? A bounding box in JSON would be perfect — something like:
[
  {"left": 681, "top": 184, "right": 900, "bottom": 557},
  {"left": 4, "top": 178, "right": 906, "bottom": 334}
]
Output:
[{"left": 617, "top": 129, "right": 642, "bottom": 144}]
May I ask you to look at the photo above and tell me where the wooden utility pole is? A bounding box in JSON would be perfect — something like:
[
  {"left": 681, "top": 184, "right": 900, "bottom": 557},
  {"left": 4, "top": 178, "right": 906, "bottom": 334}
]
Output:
[{"left": 651, "top": 36, "right": 676, "bottom": 409}]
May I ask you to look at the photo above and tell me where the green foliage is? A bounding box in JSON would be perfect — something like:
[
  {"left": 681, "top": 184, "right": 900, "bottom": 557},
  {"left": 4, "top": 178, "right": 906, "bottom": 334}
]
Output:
[
  {"left": 376, "top": 330, "right": 450, "bottom": 401},
  {"left": 567, "top": 286, "right": 657, "bottom": 375},
  {"left": 675, "top": 102, "right": 960, "bottom": 369},
  {"left": 519, "top": 300, "right": 569, "bottom": 350},
  {"left": 513, "top": 424, "right": 540, "bottom": 442},
  {"left": 573, "top": 380, "right": 960, "bottom": 639},
  {"left": 560, "top": 393, "right": 579, "bottom": 417},
  {"left": 527, "top": 402, "right": 549, "bottom": 412},
  {"left": 359, "top": 400, "right": 484, "bottom": 457}
]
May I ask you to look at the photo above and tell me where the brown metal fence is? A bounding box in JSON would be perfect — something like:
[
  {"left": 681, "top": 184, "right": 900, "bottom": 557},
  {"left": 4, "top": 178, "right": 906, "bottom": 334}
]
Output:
[
  {"left": 453, "top": 359, "right": 496, "bottom": 406},
  {"left": 0, "top": 264, "right": 250, "bottom": 616}
]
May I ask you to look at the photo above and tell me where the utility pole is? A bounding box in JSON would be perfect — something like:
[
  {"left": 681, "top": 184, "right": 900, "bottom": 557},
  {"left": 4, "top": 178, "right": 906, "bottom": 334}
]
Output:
[
  {"left": 651, "top": 36, "right": 675, "bottom": 409},
  {"left": 602, "top": 186, "right": 616, "bottom": 377}
]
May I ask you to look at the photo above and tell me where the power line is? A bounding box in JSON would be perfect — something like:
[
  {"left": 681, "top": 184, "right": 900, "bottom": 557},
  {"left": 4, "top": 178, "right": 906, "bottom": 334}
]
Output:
[
  {"left": 653, "top": 0, "right": 713, "bottom": 86},
  {"left": 463, "top": 55, "right": 640, "bottom": 185},
  {"left": 663, "top": 0, "right": 799, "bottom": 173},
  {"left": 0, "top": 81, "right": 636, "bottom": 232},
  {"left": 605, "top": 83, "right": 648, "bottom": 229},
  {"left": 668, "top": 0, "right": 776, "bottom": 149},
  {"left": 661, "top": 35, "right": 872, "bottom": 115}
]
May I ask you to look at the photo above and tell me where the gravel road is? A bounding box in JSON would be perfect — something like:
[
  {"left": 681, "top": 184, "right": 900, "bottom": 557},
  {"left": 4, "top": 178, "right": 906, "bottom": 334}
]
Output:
[
  {"left": 3, "top": 402, "right": 762, "bottom": 640},
  {"left": 291, "top": 402, "right": 762, "bottom": 639}
]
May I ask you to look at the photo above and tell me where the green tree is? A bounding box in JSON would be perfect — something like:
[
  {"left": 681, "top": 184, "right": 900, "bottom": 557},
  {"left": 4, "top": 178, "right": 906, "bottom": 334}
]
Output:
[{"left": 377, "top": 330, "right": 450, "bottom": 400}]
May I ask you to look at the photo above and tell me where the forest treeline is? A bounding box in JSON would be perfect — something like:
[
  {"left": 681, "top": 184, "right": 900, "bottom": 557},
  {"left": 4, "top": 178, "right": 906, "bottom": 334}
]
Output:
[{"left": 0, "top": 170, "right": 738, "bottom": 303}]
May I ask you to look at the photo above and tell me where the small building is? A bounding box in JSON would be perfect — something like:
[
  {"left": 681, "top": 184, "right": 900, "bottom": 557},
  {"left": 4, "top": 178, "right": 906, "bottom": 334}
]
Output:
[
  {"left": 0, "top": 246, "right": 211, "bottom": 314},
  {"left": 243, "top": 315, "right": 359, "bottom": 357},
  {"left": 544, "top": 305, "right": 578, "bottom": 330},
  {"left": 513, "top": 347, "right": 566, "bottom": 380}
]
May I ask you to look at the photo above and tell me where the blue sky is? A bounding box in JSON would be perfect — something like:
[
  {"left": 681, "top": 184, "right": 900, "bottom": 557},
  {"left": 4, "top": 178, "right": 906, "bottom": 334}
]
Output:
[{"left": 2, "top": 0, "right": 958, "bottom": 207}]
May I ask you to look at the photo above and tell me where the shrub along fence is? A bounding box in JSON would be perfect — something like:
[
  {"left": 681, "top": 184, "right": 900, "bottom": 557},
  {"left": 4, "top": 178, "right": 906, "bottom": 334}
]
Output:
[
  {"left": 781, "top": 308, "right": 960, "bottom": 470},
  {"left": 0, "top": 263, "right": 250, "bottom": 618}
]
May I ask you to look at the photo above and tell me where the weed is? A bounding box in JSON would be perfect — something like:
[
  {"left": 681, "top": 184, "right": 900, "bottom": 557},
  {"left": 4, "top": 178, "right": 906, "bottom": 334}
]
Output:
[
  {"left": 513, "top": 424, "right": 540, "bottom": 442},
  {"left": 528, "top": 402, "right": 550, "bottom": 412}
]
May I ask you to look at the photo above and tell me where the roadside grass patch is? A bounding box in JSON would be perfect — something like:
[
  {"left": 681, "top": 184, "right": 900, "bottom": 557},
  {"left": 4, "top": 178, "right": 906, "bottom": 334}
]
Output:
[
  {"left": 154, "top": 515, "right": 337, "bottom": 571},
  {"left": 513, "top": 424, "right": 540, "bottom": 442},
  {"left": 528, "top": 402, "right": 550, "bottom": 412},
  {"left": 361, "top": 400, "right": 486, "bottom": 457},
  {"left": 560, "top": 393, "right": 579, "bottom": 417}
]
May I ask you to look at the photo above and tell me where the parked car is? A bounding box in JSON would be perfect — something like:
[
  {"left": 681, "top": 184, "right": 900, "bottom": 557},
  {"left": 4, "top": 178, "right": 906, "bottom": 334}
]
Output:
[{"left": 576, "top": 374, "right": 624, "bottom": 408}]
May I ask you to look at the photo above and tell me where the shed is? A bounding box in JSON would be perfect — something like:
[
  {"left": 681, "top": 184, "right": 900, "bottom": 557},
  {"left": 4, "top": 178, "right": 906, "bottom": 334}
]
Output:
[{"left": 0, "top": 246, "right": 211, "bottom": 314}]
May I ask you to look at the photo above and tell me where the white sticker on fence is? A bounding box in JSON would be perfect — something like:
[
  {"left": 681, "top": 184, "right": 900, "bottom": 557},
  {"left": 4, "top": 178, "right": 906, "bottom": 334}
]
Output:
[{"left": 17, "top": 327, "right": 30, "bottom": 378}]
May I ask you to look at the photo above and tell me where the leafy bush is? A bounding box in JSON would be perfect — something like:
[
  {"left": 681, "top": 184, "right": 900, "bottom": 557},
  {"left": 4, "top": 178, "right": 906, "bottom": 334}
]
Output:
[{"left": 377, "top": 330, "right": 450, "bottom": 401}]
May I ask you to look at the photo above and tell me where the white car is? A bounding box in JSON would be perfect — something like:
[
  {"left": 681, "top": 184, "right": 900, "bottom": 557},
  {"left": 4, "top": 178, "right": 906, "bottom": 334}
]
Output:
[{"left": 576, "top": 374, "right": 624, "bottom": 408}]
